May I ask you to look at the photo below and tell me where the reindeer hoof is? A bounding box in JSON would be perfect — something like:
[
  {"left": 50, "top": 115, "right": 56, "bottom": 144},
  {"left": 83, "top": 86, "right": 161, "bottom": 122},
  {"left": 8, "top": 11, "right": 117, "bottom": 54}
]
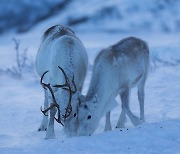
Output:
[
  {"left": 38, "top": 126, "right": 47, "bottom": 131},
  {"left": 116, "top": 125, "right": 125, "bottom": 128},
  {"left": 45, "top": 127, "right": 55, "bottom": 139},
  {"left": 104, "top": 125, "right": 112, "bottom": 132},
  {"left": 140, "top": 118, "right": 145, "bottom": 122},
  {"left": 115, "top": 122, "right": 126, "bottom": 128},
  {"left": 132, "top": 118, "right": 142, "bottom": 126},
  {"left": 45, "top": 132, "right": 55, "bottom": 139}
]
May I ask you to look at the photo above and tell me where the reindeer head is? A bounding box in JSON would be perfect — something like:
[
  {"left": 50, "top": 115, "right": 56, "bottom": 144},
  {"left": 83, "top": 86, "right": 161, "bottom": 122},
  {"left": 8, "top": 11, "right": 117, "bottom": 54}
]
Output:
[
  {"left": 77, "top": 95, "right": 100, "bottom": 136},
  {"left": 40, "top": 66, "right": 79, "bottom": 135}
]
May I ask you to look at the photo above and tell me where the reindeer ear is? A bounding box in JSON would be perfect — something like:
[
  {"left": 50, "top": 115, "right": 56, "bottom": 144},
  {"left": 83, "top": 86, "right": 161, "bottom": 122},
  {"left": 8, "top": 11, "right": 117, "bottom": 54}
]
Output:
[{"left": 78, "top": 94, "right": 86, "bottom": 107}]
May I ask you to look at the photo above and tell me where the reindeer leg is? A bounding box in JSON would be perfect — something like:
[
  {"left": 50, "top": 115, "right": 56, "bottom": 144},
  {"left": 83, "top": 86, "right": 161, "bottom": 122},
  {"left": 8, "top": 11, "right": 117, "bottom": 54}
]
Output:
[
  {"left": 121, "top": 87, "right": 141, "bottom": 126},
  {"left": 116, "top": 94, "right": 127, "bottom": 128},
  {"left": 138, "top": 78, "right": 146, "bottom": 122},
  {"left": 45, "top": 104, "right": 57, "bottom": 139},
  {"left": 38, "top": 89, "right": 49, "bottom": 131},
  {"left": 104, "top": 112, "right": 112, "bottom": 131}
]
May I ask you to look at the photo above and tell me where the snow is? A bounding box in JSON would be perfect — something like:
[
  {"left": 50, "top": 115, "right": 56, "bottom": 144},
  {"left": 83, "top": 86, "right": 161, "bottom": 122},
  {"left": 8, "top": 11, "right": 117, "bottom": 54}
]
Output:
[
  {"left": 1, "top": 1, "right": 180, "bottom": 153},
  {"left": 0, "top": 29, "right": 180, "bottom": 153}
]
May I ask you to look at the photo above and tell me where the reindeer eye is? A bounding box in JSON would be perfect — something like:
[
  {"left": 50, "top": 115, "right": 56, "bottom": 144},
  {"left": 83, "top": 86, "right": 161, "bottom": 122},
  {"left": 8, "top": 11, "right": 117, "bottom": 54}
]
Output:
[
  {"left": 74, "top": 113, "right": 77, "bottom": 117},
  {"left": 87, "top": 115, "right": 91, "bottom": 120}
]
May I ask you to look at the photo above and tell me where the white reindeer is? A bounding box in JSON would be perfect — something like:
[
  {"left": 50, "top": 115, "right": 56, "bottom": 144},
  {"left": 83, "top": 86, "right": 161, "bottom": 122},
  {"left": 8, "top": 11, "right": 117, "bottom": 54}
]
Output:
[
  {"left": 77, "top": 37, "right": 149, "bottom": 136},
  {"left": 35, "top": 25, "right": 88, "bottom": 139}
]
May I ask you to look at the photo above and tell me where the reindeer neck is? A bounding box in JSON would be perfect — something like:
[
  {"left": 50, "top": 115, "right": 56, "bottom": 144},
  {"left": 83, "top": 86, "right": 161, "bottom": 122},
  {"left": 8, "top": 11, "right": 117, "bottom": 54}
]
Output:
[
  {"left": 87, "top": 72, "right": 117, "bottom": 117},
  {"left": 86, "top": 65, "right": 120, "bottom": 118}
]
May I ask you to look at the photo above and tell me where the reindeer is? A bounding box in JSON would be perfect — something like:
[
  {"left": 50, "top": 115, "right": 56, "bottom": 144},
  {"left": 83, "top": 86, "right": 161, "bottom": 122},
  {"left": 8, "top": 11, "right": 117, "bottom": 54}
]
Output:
[
  {"left": 77, "top": 37, "right": 149, "bottom": 136},
  {"left": 35, "top": 25, "right": 88, "bottom": 139}
]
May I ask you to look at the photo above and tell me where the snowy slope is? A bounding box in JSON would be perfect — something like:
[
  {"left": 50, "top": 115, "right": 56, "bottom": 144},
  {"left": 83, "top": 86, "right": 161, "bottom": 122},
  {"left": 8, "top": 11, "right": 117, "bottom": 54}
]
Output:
[
  {"left": 64, "top": 0, "right": 180, "bottom": 33},
  {"left": 1, "top": 0, "right": 180, "bottom": 33},
  {"left": 0, "top": 0, "right": 67, "bottom": 33},
  {"left": 0, "top": 27, "right": 180, "bottom": 153},
  {"left": 1, "top": 0, "right": 180, "bottom": 152}
]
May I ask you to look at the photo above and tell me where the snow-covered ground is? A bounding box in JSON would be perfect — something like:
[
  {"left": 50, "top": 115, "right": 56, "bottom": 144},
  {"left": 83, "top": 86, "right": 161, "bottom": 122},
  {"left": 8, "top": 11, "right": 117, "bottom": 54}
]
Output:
[{"left": 0, "top": 24, "right": 180, "bottom": 153}]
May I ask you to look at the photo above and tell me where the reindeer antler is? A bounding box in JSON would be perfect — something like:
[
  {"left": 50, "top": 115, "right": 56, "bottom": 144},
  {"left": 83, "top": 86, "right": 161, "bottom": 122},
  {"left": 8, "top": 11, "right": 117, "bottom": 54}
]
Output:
[
  {"left": 40, "top": 66, "right": 77, "bottom": 125},
  {"left": 53, "top": 67, "right": 77, "bottom": 93},
  {"left": 40, "top": 71, "right": 64, "bottom": 126},
  {"left": 53, "top": 66, "right": 77, "bottom": 120}
]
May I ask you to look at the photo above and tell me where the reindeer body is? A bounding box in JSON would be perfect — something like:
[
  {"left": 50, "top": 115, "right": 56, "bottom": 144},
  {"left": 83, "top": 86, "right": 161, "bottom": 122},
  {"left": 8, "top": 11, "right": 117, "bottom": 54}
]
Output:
[
  {"left": 35, "top": 25, "right": 88, "bottom": 139},
  {"left": 78, "top": 37, "right": 149, "bottom": 136}
]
